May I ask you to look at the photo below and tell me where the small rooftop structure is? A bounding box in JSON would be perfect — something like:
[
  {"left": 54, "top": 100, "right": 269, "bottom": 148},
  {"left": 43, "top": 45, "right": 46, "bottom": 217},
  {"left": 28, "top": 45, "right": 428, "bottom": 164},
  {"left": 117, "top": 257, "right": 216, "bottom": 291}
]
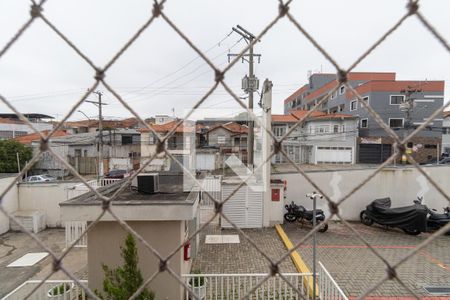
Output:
[{"left": 60, "top": 174, "right": 198, "bottom": 222}]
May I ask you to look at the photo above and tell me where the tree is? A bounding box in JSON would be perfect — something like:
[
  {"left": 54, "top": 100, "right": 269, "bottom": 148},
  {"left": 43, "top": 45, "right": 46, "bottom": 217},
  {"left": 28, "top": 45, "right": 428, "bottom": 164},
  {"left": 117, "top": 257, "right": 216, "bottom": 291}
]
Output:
[
  {"left": 0, "top": 140, "right": 32, "bottom": 173},
  {"left": 98, "top": 233, "right": 155, "bottom": 300}
]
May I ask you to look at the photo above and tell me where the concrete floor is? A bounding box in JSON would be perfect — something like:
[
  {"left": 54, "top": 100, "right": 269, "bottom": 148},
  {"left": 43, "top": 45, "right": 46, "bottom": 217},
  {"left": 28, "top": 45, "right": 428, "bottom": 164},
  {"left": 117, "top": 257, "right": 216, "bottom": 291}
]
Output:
[{"left": 0, "top": 229, "right": 87, "bottom": 298}]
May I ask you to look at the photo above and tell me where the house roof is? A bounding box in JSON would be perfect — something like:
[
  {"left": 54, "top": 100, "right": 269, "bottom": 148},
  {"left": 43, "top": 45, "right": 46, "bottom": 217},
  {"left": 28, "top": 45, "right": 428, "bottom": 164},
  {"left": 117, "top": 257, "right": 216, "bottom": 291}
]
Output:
[
  {"left": 208, "top": 122, "right": 248, "bottom": 134},
  {"left": 64, "top": 117, "right": 140, "bottom": 129},
  {"left": 272, "top": 111, "right": 355, "bottom": 124},
  {"left": 140, "top": 120, "right": 195, "bottom": 134},
  {"left": 13, "top": 130, "right": 68, "bottom": 145},
  {"left": 0, "top": 113, "right": 53, "bottom": 120},
  {"left": 0, "top": 118, "right": 25, "bottom": 124},
  {"left": 444, "top": 111, "right": 450, "bottom": 119}
]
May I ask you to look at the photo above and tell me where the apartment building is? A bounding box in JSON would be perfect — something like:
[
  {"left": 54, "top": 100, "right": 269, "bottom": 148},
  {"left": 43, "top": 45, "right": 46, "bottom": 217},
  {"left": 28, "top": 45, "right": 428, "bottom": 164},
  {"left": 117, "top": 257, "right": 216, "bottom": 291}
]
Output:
[
  {"left": 443, "top": 111, "right": 450, "bottom": 155},
  {"left": 284, "top": 72, "right": 444, "bottom": 163}
]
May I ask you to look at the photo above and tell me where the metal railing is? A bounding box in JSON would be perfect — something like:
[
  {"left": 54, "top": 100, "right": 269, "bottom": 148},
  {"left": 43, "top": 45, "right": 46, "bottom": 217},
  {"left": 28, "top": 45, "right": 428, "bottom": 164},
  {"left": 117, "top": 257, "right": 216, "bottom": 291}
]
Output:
[
  {"left": 65, "top": 221, "right": 87, "bottom": 248},
  {"left": 318, "top": 262, "right": 348, "bottom": 300},
  {"left": 0, "top": 1, "right": 448, "bottom": 300},
  {"left": 182, "top": 273, "right": 311, "bottom": 300},
  {"left": 1, "top": 280, "right": 88, "bottom": 300}
]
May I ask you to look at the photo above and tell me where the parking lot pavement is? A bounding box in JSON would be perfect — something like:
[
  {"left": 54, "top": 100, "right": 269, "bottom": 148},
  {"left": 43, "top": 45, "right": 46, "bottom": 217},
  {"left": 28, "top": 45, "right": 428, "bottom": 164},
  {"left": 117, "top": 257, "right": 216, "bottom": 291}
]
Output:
[
  {"left": 283, "top": 221, "right": 450, "bottom": 298},
  {"left": 192, "top": 225, "right": 297, "bottom": 274},
  {"left": 0, "top": 229, "right": 87, "bottom": 298}
]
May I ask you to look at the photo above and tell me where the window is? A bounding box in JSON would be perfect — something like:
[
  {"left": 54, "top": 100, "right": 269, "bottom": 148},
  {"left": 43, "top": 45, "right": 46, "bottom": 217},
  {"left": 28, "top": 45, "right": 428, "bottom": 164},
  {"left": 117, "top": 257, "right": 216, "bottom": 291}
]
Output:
[
  {"left": 361, "top": 118, "right": 368, "bottom": 128},
  {"left": 273, "top": 126, "right": 286, "bottom": 137},
  {"left": 389, "top": 118, "right": 404, "bottom": 128},
  {"left": 315, "top": 125, "right": 329, "bottom": 134},
  {"left": 339, "top": 86, "right": 345, "bottom": 95},
  {"left": 390, "top": 95, "right": 404, "bottom": 105},
  {"left": 361, "top": 96, "right": 369, "bottom": 107},
  {"left": 217, "top": 136, "right": 226, "bottom": 144},
  {"left": 121, "top": 135, "right": 133, "bottom": 145},
  {"left": 333, "top": 125, "right": 339, "bottom": 133},
  {"left": 424, "top": 144, "right": 437, "bottom": 149},
  {"left": 350, "top": 100, "right": 357, "bottom": 111}
]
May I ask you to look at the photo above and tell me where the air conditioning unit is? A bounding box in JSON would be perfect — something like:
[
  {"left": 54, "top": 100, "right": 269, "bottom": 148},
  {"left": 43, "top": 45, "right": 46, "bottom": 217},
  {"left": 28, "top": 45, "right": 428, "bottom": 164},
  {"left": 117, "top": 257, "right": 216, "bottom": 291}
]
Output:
[{"left": 137, "top": 173, "right": 159, "bottom": 194}]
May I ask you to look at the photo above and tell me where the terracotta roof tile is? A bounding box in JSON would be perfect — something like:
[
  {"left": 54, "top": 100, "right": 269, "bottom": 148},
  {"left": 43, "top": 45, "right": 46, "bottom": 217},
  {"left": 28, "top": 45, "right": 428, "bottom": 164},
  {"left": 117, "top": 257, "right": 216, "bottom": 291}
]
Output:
[{"left": 13, "top": 130, "right": 68, "bottom": 145}]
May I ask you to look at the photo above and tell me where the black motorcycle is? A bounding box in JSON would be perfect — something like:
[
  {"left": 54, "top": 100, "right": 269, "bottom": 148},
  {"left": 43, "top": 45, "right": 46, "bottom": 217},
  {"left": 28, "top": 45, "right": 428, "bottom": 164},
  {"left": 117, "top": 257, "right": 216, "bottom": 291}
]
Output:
[
  {"left": 360, "top": 197, "right": 428, "bottom": 235},
  {"left": 414, "top": 197, "right": 450, "bottom": 235},
  {"left": 284, "top": 201, "right": 328, "bottom": 232}
]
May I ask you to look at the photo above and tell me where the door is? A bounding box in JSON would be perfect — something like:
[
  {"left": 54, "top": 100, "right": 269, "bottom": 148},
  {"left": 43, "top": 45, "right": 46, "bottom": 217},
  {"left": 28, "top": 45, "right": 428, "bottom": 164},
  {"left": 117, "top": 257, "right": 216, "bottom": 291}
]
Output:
[{"left": 221, "top": 184, "right": 263, "bottom": 228}]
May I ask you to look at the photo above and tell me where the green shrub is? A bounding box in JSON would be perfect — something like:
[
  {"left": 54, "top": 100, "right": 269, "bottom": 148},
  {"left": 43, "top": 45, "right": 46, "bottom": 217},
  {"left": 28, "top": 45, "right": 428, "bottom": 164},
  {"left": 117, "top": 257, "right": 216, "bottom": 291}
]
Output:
[{"left": 97, "top": 234, "right": 154, "bottom": 300}]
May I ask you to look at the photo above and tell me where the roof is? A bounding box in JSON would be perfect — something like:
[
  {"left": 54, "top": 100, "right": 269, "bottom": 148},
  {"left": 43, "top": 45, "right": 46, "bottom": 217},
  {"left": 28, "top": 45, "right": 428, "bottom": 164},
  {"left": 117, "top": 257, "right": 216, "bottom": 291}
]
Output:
[
  {"left": 208, "top": 122, "right": 248, "bottom": 134},
  {"left": 0, "top": 118, "right": 25, "bottom": 124},
  {"left": 349, "top": 80, "right": 445, "bottom": 99},
  {"left": 272, "top": 111, "right": 356, "bottom": 124},
  {"left": 444, "top": 111, "right": 450, "bottom": 119},
  {"left": 61, "top": 175, "right": 192, "bottom": 205},
  {"left": 64, "top": 117, "right": 140, "bottom": 129},
  {"left": 283, "top": 72, "right": 444, "bottom": 104},
  {"left": 140, "top": 120, "right": 195, "bottom": 133},
  {"left": 60, "top": 175, "right": 198, "bottom": 222},
  {"left": 0, "top": 113, "right": 54, "bottom": 119},
  {"left": 13, "top": 130, "right": 68, "bottom": 145}
]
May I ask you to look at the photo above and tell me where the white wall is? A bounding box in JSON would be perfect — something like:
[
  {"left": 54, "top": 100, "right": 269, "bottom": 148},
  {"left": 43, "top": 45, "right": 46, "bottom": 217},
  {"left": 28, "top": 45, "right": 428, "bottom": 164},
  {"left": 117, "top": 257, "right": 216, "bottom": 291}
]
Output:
[
  {"left": 0, "top": 176, "right": 19, "bottom": 234},
  {"left": 18, "top": 181, "right": 78, "bottom": 227},
  {"left": 272, "top": 165, "right": 450, "bottom": 221}
]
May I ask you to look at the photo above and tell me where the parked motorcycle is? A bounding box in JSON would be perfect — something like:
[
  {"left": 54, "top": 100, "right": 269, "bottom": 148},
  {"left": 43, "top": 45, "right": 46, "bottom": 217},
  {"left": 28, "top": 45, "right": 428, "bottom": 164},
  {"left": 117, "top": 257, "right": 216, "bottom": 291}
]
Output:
[
  {"left": 284, "top": 201, "right": 328, "bottom": 232},
  {"left": 414, "top": 197, "right": 450, "bottom": 235},
  {"left": 360, "top": 197, "right": 428, "bottom": 235}
]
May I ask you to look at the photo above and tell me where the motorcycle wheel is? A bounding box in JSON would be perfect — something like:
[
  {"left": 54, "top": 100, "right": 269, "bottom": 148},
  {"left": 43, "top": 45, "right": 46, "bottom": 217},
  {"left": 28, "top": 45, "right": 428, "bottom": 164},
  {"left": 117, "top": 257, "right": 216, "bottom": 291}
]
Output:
[
  {"left": 284, "top": 213, "right": 297, "bottom": 223},
  {"left": 360, "top": 210, "right": 374, "bottom": 226},
  {"left": 317, "top": 221, "right": 328, "bottom": 233},
  {"left": 403, "top": 229, "right": 421, "bottom": 236}
]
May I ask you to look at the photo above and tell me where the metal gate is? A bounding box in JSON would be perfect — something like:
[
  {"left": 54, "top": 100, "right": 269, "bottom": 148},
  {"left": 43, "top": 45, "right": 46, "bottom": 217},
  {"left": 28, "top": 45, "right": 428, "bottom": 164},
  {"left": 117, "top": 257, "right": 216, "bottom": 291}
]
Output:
[{"left": 358, "top": 144, "right": 392, "bottom": 164}]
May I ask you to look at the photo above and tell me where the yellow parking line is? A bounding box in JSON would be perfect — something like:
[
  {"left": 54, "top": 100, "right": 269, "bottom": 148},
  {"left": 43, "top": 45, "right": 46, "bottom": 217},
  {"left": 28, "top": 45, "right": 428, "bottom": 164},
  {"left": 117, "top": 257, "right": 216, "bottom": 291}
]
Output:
[{"left": 275, "top": 224, "right": 318, "bottom": 299}]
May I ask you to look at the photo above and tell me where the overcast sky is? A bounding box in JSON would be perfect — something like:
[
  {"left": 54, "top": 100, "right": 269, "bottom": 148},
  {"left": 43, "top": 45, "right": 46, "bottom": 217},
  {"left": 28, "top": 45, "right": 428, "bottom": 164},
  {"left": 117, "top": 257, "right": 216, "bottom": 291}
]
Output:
[{"left": 0, "top": 0, "right": 448, "bottom": 121}]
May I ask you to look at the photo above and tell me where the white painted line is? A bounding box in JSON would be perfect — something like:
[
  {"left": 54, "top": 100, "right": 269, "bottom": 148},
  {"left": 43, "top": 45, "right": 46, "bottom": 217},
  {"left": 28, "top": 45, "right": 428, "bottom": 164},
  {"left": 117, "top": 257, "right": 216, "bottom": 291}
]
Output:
[
  {"left": 7, "top": 252, "right": 49, "bottom": 267},
  {"left": 222, "top": 235, "right": 240, "bottom": 243},
  {"left": 205, "top": 235, "right": 222, "bottom": 244},
  {"left": 205, "top": 235, "right": 240, "bottom": 244}
]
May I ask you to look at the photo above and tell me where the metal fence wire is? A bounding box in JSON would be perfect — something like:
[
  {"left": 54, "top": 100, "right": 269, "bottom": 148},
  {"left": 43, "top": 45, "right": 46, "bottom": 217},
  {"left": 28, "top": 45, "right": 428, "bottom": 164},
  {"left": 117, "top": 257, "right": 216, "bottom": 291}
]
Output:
[{"left": 0, "top": 0, "right": 449, "bottom": 299}]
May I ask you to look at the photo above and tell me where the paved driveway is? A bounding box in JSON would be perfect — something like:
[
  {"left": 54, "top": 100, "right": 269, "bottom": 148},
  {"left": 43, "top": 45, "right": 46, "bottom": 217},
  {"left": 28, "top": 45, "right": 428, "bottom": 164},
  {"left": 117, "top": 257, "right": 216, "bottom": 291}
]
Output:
[
  {"left": 283, "top": 221, "right": 450, "bottom": 298},
  {"left": 0, "top": 229, "right": 87, "bottom": 298}
]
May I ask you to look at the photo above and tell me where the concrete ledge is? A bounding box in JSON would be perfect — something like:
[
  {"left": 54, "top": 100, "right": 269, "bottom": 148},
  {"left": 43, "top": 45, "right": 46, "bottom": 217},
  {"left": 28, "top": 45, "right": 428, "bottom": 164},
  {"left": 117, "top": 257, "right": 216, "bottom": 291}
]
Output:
[{"left": 275, "top": 224, "right": 318, "bottom": 298}]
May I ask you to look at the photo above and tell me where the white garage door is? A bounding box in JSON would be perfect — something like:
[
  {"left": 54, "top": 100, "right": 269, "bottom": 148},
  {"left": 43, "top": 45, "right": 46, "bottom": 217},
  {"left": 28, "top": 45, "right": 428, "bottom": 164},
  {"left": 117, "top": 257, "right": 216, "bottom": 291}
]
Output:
[
  {"left": 196, "top": 153, "right": 215, "bottom": 170},
  {"left": 221, "top": 184, "right": 263, "bottom": 229},
  {"left": 316, "top": 147, "right": 353, "bottom": 164}
]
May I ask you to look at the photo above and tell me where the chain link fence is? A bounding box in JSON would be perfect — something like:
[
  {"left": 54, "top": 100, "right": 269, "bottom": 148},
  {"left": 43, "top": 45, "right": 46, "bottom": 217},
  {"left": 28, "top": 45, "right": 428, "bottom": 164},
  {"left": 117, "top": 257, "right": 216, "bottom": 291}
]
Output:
[{"left": 0, "top": 0, "right": 449, "bottom": 299}]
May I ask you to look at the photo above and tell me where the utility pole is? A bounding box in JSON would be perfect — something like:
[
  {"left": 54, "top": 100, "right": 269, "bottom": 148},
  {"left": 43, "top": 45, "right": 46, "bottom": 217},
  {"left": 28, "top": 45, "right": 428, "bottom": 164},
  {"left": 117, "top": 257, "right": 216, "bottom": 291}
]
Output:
[
  {"left": 399, "top": 86, "right": 421, "bottom": 164},
  {"left": 86, "top": 90, "right": 108, "bottom": 180},
  {"left": 228, "top": 25, "right": 261, "bottom": 168}
]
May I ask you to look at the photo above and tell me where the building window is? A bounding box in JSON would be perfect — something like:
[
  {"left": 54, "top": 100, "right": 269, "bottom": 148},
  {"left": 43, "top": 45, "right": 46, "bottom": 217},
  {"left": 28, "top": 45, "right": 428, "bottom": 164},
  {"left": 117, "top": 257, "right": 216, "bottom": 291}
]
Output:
[
  {"left": 333, "top": 125, "right": 339, "bottom": 133},
  {"left": 390, "top": 95, "right": 405, "bottom": 105},
  {"left": 315, "top": 125, "right": 329, "bottom": 134},
  {"left": 424, "top": 144, "right": 437, "bottom": 149},
  {"left": 389, "top": 118, "right": 404, "bottom": 128},
  {"left": 273, "top": 126, "right": 286, "bottom": 137},
  {"left": 339, "top": 86, "right": 345, "bottom": 95},
  {"left": 361, "top": 96, "right": 369, "bottom": 107},
  {"left": 361, "top": 118, "right": 368, "bottom": 128},
  {"left": 121, "top": 135, "right": 133, "bottom": 145},
  {"left": 350, "top": 100, "right": 357, "bottom": 111},
  {"left": 217, "top": 136, "right": 226, "bottom": 144}
]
